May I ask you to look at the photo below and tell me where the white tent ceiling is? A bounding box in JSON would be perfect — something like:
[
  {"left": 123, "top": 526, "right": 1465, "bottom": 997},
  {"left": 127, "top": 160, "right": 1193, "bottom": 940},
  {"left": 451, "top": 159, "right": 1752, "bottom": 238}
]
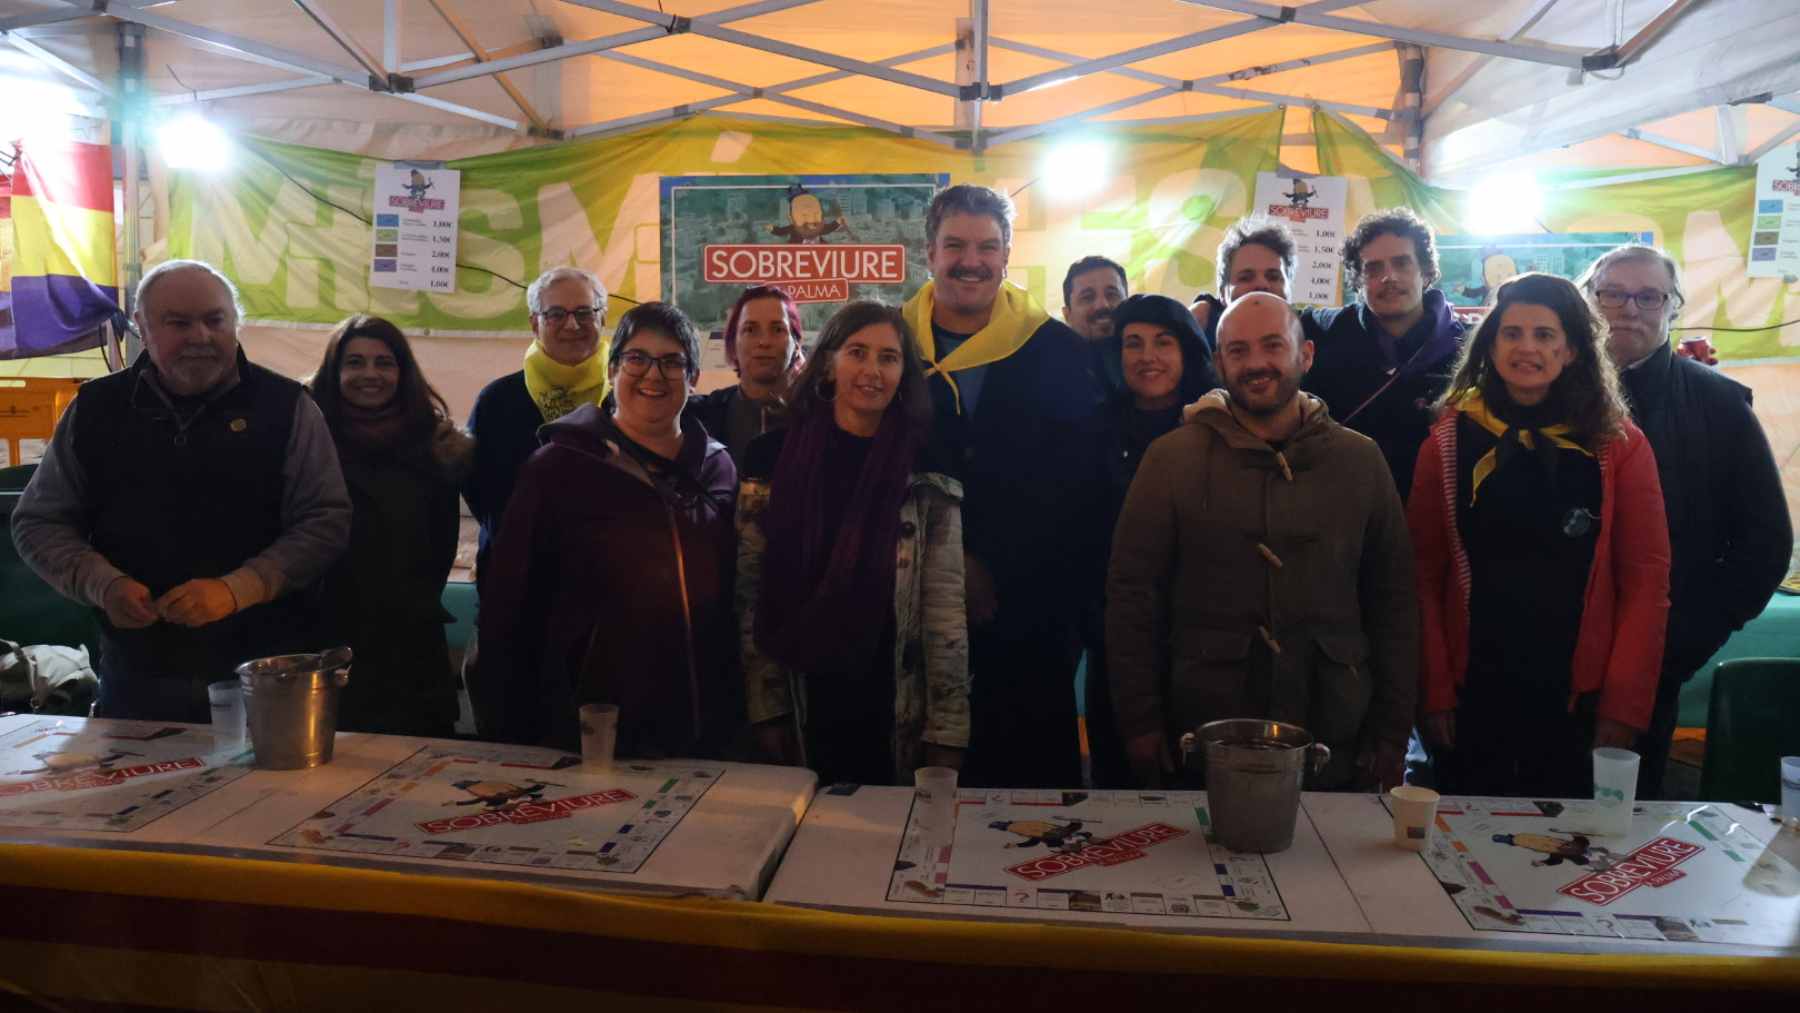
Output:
[{"left": 0, "top": 0, "right": 1796, "bottom": 180}]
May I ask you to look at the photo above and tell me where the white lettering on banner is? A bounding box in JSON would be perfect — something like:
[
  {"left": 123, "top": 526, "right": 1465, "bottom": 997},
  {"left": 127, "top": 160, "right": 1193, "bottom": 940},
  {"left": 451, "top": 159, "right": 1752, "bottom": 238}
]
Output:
[
  {"left": 537, "top": 182, "right": 604, "bottom": 278},
  {"left": 425, "top": 189, "right": 524, "bottom": 320},
  {"left": 192, "top": 179, "right": 369, "bottom": 313},
  {"left": 601, "top": 174, "right": 664, "bottom": 309}
]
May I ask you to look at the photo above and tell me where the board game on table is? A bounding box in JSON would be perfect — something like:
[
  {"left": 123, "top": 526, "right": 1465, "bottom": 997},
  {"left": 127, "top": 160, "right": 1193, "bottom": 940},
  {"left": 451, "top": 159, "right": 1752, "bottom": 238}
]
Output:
[
  {"left": 1307, "top": 792, "right": 1800, "bottom": 954},
  {"left": 766, "top": 784, "right": 1371, "bottom": 936},
  {"left": 0, "top": 715, "right": 254, "bottom": 836}
]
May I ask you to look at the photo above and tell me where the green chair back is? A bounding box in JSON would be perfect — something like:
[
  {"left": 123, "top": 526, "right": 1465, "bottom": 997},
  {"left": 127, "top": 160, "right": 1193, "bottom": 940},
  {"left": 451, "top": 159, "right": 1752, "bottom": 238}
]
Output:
[{"left": 1699, "top": 657, "right": 1800, "bottom": 803}]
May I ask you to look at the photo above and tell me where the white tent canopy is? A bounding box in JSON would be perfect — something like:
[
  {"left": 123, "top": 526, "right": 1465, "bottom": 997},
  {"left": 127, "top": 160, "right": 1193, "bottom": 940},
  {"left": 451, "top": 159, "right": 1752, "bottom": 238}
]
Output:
[{"left": 1, "top": 0, "right": 1796, "bottom": 179}]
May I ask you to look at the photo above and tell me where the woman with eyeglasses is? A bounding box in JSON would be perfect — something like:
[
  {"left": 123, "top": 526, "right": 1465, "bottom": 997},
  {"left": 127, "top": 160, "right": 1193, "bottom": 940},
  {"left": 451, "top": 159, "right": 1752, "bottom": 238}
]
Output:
[
  {"left": 736, "top": 301, "right": 969, "bottom": 785},
  {"left": 307, "top": 314, "right": 472, "bottom": 737},
  {"left": 475, "top": 302, "right": 742, "bottom": 758},
  {"left": 1408, "top": 273, "right": 1671, "bottom": 798}
]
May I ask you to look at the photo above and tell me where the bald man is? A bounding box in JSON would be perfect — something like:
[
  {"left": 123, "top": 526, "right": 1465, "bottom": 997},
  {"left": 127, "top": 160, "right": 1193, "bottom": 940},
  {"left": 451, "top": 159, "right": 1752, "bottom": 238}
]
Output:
[{"left": 1106, "top": 294, "right": 1417, "bottom": 791}]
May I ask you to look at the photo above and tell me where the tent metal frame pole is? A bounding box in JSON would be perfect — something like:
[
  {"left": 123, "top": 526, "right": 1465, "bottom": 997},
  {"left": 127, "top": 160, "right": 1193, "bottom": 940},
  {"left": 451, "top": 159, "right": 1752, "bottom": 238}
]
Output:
[
  {"left": 152, "top": 76, "right": 335, "bottom": 106},
  {"left": 399, "top": 39, "right": 550, "bottom": 74},
  {"left": 993, "top": 0, "right": 1370, "bottom": 98},
  {"left": 0, "top": 30, "right": 112, "bottom": 96},
  {"left": 1743, "top": 119, "right": 1800, "bottom": 165},
  {"left": 970, "top": 0, "right": 989, "bottom": 153},
  {"left": 564, "top": 42, "right": 955, "bottom": 140},
  {"left": 1714, "top": 105, "right": 1741, "bottom": 165},
  {"left": 383, "top": 0, "right": 402, "bottom": 73},
  {"left": 0, "top": 7, "right": 97, "bottom": 32},
  {"left": 1619, "top": 127, "right": 1723, "bottom": 164},
  {"left": 424, "top": 0, "right": 548, "bottom": 130},
  {"left": 984, "top": 87, "right": 1184, "bottom": 146},
  {"left": 562, "top": 0, "right": 962, "bottom": 98},
  {"left": 1611, "top": 0, "right": 1706, "bottom": 68},
  {"left": 989, "top": 37, "right": 1391, "bottom": 122},
  {"left": 392, "top": 92, "right": 523, "bottom": 131},
  {"left": 290, "top": 0, "right": 388, "bottom": 83},
  {"left": 1421, "top": 0, "right": 1562, "bottom": 117},
  {"left": 108, "top": 8, "right": 372, "bottom": 86},
  {"left": 581, "top": 50, "right": 958, "bottom": 147},
  {"left": 414, "top": 0, "right": 815, "bottom": 90},
  {"left": 1184, "top": 0, "right": 1592, "bottom": 69}
]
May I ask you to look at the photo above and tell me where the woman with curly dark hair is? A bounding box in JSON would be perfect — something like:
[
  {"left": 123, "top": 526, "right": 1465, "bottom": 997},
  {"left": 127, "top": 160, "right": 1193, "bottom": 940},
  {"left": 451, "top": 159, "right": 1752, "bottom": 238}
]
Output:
[{"left": 1408, "top": 273, "right": 1671, "bottom": 798}]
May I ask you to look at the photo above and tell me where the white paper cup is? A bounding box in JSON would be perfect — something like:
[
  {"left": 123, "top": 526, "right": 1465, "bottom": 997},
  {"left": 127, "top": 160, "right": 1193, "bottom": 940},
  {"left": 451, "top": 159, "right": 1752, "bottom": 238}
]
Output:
[
  {"left": 1592, "top": 747, "right": 1641, "bottom": 836},
  {"left": 1779, "top": 756, "right": 1800, "bottom": 825},
  {"left": 1389, "top": 785, "right": 1440, "bottom": 851},
  {"left": 914, "top": 766, "right": 958, "bottom": 832},
  {"left": 579, "top": 704, "right": 620, "bottom": 771},
  {"left": 207, "top": 679, "right": 246, "bottom": 747}
]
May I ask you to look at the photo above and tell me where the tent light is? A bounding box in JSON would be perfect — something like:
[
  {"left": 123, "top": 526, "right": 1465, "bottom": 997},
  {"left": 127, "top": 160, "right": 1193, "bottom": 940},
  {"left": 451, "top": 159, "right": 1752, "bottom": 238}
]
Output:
[
  {"left": 157, "top": 114, "right": 234, "bottom": 172},
  {"left": 1042, "top": 138, "right": 1111, "bottom": 200},
  {"left": 1465, "top": 172, "right": 1544, "bottom": 236}
]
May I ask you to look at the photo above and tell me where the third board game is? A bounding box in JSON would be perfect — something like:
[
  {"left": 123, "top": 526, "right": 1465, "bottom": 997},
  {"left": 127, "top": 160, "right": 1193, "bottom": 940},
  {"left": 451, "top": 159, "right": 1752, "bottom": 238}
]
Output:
[
  {"left": 0, "top": 718, "right": 250, "bottom": 833},
  {"left": 888, "top": 789, "right": 1290, "bottom": 920},
  {"left": 1402, "top": 796, "right": 1800, "bottom": 946}
]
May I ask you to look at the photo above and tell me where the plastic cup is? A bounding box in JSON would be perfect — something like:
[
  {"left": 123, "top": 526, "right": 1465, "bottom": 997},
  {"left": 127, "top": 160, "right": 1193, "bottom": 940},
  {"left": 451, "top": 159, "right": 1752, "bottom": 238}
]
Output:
[
  {"left": 207, "top": 679, "right": 246, "bottom": 747},
  {"left": 578, "top": 704, "right": 619, "bottom": 771},
  {"left": 1592, "top": 747, "right": 1641, "bottom": 836},
  {"left": 1781, "top": 756, "right": 1800, "bottom": 826},
  {"left": 914, "top": 766, "right": 958, "bottom": 833},
  {"left": 1389, "top": 785, "right": 1440, "bottom": 851}
]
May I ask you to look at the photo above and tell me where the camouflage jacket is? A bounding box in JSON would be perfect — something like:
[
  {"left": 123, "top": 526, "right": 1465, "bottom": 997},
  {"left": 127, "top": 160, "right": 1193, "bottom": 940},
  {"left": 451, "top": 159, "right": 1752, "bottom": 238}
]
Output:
[{"left": 736, "top": 468, "right": 970, "bottom": 780}]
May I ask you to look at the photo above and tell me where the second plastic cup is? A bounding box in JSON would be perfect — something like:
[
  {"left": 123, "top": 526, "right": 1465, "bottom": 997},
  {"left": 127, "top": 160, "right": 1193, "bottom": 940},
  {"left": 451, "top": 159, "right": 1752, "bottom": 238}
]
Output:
[
  {"left": 914, "top": 766, "right": 958, "bottom": 833},
  {"left": 1389, "top": 785, "right": 1440, "bottom": 851},
  {"left": 579, "top": 704, "right": 620, "bottom": 771},
  {"left": 207, "top": 679, "right": 246, "bottom": 747},
  {"left": 1780, "top": 756, "right": 1800, "bottom": 826},
  {"left": 1592, "top": 747, "right": 1641, "bottom": 836}
]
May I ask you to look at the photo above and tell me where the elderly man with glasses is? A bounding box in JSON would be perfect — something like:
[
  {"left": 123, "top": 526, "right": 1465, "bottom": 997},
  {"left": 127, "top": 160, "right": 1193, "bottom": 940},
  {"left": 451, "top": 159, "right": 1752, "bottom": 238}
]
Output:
[{"left": 1580, "top": 246, "right": 1791, "bottom": 799}]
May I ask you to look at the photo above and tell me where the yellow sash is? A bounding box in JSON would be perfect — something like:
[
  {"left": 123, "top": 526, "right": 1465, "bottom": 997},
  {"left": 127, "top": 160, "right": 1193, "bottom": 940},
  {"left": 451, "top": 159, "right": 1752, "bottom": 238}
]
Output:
[
  {"left": 1455, "top": 388, "right": 1591, "bottom": 505},
  {"left": 901, "top": 280, "right": 1050, "bottom": 415},
  {"left": 522, "top": 338, "right": 611, "bottom": 423}
]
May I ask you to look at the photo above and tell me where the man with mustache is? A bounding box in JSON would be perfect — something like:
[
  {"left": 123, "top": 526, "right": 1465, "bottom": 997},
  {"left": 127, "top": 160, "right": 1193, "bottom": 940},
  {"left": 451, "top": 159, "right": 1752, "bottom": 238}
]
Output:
[
  {"left": 1580, "top": 246, "right": 1790, "bottom": 799},
  {"left": 1300, "top": 208, "right": 1465, "bottom": 501},
  {"left": 1189, "top": 217, "right": 1299, "bottom": 350},
  {"left": 1106, "top": 293, "right": 1416, "bottom": 791},
  {"left": 1062, "top": 255, "right": 1130, "bottom": 395},
  {"left": 902, "top": 184, "right": 1104, "bottom": 788},
  {"left": 12, "top": 260, "right": 351, "bottom": 721}
]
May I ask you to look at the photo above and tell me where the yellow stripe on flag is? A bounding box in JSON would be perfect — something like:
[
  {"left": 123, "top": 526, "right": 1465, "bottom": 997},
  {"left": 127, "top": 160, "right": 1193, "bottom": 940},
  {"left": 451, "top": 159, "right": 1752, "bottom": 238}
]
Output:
[{"left": 11, "top": 193, "right": 117, "bottom": 287}]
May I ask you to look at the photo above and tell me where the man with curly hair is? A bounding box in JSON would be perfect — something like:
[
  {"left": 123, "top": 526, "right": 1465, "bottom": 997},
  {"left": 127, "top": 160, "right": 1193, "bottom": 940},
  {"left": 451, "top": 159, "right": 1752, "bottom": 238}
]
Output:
[{"left": 1300, "top": 208, "right": 1465, "bottom": 500}]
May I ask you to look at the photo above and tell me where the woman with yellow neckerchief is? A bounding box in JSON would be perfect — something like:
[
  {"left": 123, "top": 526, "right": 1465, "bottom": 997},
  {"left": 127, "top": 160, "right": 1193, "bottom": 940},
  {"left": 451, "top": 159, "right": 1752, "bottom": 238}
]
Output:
[{"left": 1407, "top": 273, "right": 1670, "bottom": 799}]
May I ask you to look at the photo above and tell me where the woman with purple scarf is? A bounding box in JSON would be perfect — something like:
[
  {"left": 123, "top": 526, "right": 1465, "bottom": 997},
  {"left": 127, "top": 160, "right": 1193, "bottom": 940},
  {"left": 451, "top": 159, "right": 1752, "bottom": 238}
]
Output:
[{"left": 736, "top": 301, "right": 971, "bottom": 786}]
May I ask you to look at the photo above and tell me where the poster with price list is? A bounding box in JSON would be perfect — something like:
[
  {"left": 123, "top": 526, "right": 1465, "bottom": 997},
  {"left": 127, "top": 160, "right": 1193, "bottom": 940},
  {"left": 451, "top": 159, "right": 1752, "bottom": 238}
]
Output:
[
  {"left": 370, "top": 163, "right": 461, "bottom": 293},
  {"left": 1251, "top": 172, "right": 1347, "bottom": 308}
]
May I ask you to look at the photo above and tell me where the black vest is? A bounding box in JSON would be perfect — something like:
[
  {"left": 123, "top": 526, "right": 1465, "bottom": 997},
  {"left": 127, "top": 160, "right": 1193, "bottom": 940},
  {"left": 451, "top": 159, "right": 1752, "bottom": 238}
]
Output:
[{"left": 73, "top": 351, "right": 318, "bottom": 694}]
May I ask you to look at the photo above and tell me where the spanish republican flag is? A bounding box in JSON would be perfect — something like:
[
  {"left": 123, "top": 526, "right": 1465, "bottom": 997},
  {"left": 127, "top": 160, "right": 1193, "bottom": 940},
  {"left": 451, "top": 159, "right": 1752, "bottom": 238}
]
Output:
[{"left": 2, "top": 139, "right": 119, "bottom": 359}]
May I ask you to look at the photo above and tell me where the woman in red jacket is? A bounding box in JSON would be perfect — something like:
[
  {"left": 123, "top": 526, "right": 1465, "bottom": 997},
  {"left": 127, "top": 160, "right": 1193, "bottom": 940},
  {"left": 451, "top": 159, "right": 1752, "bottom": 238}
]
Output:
[{"left": 1408, "top": 272, "right": 1670, "bottom": 798}]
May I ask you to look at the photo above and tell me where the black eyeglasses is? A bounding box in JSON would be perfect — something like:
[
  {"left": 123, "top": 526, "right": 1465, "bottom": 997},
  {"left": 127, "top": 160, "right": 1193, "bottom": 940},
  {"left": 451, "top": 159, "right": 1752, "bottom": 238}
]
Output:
[
  {"left": 1593, "top": 289, "right": 1672, "bottom": 312},
  {"left": 618, "top": 350, "right": 692, "bottom": 379},
  {"left": 538, "top": 306, "right": 601, "bottom": 327}
]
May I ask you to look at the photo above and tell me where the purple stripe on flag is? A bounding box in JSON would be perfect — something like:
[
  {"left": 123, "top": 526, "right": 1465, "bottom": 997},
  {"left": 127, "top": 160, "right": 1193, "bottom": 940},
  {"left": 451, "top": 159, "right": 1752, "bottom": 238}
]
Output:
[
  {"left": 0, "top": 291, "right": 13, "bottom": 355},
  {"left": 5, "top": 272, "right": 118, "bottom": 357}
]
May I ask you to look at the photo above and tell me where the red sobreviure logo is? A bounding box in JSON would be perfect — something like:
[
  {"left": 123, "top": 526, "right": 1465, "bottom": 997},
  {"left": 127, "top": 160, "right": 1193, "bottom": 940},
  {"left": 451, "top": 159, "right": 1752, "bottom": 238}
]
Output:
[
  {"left": 1774, "top": 180, "right": 1800, "bottom": 195},
  {"left": 415, "top": 789, "right": 637, "bottom": 835},
  {"left": 0, "top": 757, "right": 205, "bottom": 796},
  {"left": 1556, "top": 836, "right": 1702, "bottom": 906},
  {"left": 701, "top": 244, "right": 907, "bottom": 303},
  {"left": 387, "top": 195, "right": 448, "bottom": 211},
  {"left": 1268, "top": 204, "right": 1331, "bottom": 222},
  {"left": 1004, "top": 822, "right": 1189, "bottom": 882}
]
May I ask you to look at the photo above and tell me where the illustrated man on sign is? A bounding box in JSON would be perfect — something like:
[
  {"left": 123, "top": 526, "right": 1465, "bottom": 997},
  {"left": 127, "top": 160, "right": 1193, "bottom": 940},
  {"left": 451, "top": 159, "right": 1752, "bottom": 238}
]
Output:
[{"left": 12, "top": 260, "right": 351, "bottom": 722}]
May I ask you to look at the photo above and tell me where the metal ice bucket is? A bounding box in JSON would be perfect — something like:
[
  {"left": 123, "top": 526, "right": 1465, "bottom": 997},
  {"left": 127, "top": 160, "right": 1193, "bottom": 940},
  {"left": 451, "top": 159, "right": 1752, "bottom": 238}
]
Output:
[
  {"left": 237, "top": 647, "right": 352, "bottom": 770},
  {"left": 1180, "top": 718, "right": 1330, "bottom": 854}
]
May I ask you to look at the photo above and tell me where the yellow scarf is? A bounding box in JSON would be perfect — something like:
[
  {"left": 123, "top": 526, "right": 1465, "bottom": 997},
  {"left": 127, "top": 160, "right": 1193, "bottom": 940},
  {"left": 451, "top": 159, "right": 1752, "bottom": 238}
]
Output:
[
  {"left": 522, "top": 339, "right": 611, "bottom": 423},
  {"left": 1455, "top": 388, "right": 1591, "bottom": 505},
  {"left": 901, "top": 280, "right": 1050, "bottom": 415}
]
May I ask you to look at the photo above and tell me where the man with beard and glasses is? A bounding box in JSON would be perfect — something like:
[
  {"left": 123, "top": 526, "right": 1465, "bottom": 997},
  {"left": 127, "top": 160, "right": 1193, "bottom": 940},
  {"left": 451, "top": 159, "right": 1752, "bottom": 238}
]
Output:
[
  {"left": 1301, "top": 208, "right": 1465, "bottom": 502},
  {"left": 901, "top": 184, "right": 1105, "bottom": 788},
  {"left": 13, "top": 260, "right": 352, "bottom": 721},
  {"left": 1062, "top": 255, "right": 1129, "bottom": 393},
  {"left": 1580, "top": 246, "right": 1790, "bottom": 799},
  {"left": 1106, "top": 293, "right": 1416, "bottom": 791}
]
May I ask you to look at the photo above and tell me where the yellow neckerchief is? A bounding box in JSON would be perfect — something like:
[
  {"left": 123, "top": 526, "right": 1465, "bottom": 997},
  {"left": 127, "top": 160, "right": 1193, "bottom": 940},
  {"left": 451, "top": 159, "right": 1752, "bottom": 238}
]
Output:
[
  {"left": 522, "top": 338, "right": 611, "bottom": 423},
  {"left": 1455, "top": 387, "right": 1591, "bottom": 505},
  {"left": 901, "top": 280, "right": 1049, "bottom": 415}
]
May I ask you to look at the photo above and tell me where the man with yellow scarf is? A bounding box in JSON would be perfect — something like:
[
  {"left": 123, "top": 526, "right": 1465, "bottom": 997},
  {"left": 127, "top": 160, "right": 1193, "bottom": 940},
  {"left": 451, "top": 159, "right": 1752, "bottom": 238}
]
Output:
[
  {"left": 462, "top": 267, "right": 610, "bottom": 735},
  {"left": 902, "top": 185, "right": 1105, "bottom": 788}
]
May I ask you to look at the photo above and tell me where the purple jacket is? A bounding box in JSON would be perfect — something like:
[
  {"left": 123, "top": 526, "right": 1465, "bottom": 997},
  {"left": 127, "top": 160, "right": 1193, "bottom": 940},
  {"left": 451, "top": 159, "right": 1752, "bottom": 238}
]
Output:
[{"left": 473, "top": 405, "right": 741, "bottom": 757}]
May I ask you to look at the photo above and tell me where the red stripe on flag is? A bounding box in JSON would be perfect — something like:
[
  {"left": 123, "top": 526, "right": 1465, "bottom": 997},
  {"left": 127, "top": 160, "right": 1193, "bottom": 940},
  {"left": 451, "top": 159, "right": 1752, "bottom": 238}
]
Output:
[{"left": 13, "top": 141, "right": 113, "bottom": 214}]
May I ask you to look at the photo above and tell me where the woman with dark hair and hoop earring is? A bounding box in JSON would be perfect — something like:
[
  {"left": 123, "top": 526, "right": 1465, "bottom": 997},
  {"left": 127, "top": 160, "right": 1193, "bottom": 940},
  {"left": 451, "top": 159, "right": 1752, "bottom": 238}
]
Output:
[
  {"left": 1408, "top": 273, "right": 1670, "bottom": 797},
  {"left": 686, "top": 285, "right": 807, "bottom": 466},
  {"left": 736, "top": 300, "right": 970, "bottom": 785},
  {"left": 307, "top": 314, "right": 473, "bottom": 737}
]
